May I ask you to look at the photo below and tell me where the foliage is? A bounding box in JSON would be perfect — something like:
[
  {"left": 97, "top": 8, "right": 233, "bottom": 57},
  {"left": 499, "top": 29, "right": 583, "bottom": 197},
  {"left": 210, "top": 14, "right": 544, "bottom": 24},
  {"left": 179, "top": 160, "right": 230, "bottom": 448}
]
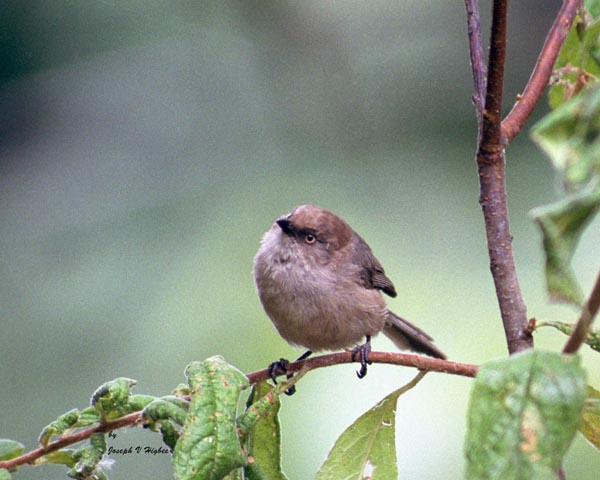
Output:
[
  {"left": 465, "top": 351, "right": 586, "bottom": 479},
  {"left": 2, "top": 2, "right": 600, "bottom": 480}
]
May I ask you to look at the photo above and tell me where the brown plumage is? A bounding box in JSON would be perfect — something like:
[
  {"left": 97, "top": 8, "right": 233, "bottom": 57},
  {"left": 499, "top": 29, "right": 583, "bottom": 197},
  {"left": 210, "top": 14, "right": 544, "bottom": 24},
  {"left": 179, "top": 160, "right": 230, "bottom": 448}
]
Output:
[{"left": 254, "top": 205, "right": 445, "bottom": 381}]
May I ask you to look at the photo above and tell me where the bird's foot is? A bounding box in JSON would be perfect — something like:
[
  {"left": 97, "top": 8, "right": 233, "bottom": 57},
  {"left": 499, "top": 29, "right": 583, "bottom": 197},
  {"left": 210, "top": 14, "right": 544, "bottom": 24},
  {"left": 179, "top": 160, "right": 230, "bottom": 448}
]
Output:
[
  {"left": 268, "top": 350, "right": 312, "bottom": 396},
  {"left": 351, "top": 336, "right": 372, "bottom": 379}
]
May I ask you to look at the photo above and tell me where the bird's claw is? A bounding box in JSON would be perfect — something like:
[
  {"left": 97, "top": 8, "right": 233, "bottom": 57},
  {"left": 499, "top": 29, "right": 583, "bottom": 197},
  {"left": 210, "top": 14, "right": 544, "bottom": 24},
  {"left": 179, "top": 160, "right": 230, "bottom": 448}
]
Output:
[
  {"left": 351, "top": 337, "right": 372, "bottom": 379},
  {"left": 267, "top": 358, "right": 296, "bottom": 395}
]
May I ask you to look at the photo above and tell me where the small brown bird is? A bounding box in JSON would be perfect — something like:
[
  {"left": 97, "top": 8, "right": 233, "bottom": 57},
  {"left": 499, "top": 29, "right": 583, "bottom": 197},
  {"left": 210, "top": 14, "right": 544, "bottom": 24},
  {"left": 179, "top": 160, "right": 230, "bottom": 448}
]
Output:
[{"left": 254, "top": 205, "right": 445, "bottom": 386}]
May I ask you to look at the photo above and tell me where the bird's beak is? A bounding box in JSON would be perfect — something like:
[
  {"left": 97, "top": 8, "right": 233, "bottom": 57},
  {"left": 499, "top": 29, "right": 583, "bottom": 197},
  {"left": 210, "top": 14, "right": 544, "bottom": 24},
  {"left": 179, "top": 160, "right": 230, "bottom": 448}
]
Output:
[{"left": 276, "top": 218, "right": 294, "bottom": 235}]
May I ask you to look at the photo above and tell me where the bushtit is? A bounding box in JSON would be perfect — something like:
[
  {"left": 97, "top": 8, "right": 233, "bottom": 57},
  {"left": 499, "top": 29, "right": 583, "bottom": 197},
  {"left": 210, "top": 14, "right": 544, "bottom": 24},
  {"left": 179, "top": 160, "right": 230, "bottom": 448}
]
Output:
[{"left": 254, "top": 205, "right": 445, "bottom": 385}]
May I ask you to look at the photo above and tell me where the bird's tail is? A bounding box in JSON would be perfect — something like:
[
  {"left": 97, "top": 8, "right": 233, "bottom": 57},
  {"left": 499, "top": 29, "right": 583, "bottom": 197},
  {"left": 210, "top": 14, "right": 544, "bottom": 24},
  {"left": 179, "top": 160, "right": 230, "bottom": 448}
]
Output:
[{"left": 383, "top": 310, "right": 446, "bottom": 359}]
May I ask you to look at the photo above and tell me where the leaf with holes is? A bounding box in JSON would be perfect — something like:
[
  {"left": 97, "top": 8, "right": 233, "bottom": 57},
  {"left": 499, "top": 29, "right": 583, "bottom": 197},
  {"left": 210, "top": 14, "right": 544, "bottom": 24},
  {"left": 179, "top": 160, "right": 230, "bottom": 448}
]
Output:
[{"left": 465, "top": 350, "right": 587, "bottom": 480}]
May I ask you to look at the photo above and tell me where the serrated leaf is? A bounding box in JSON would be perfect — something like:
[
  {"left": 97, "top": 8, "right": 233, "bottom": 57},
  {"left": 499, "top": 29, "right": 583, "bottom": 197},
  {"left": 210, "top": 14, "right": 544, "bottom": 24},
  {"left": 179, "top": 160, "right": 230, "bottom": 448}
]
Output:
[
  {"left": 317, "top": 371, "right": 426, "bottom": 480},
  {"left": 536, "top": 320, "right": 600, "bottom": 352},
  {"left": 243, "top": 382, "right": 287, "bottom": 480},
  {"left": 0, "top": 439, "right": 24, "bottom": 461},
  {"left": 465, "top": 350, "right": 587, "bottom": 480},
  {"left": 535, "top": 83, "right": 600, "bottom": 187},
  {"left": 173, "top": 356, "right": 249, "bottom": 480},
  {"left": 530, "top": 184, "right": 600, "bottom": 305},
  {"left": 580, "top": 385, "right": 600, "bottom": 449}
]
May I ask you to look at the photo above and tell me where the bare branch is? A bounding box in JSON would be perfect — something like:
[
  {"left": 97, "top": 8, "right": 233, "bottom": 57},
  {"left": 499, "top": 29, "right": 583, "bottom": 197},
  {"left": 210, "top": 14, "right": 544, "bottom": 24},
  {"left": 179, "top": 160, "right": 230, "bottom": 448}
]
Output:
[
  {"left": 563, "top": 270, "right": 600, "bottom": 354},
  {"left": 247, "top": 350, "right": 478, "bottom": 385},
  {"left": 471, "top": 0, "right": 533, "bottom": 354},
  {"left": 464, "top": 0, "right": 487, "bottom": 132},
  {"left": 502, "top": 0, "right": 582, "bottom": 143}
]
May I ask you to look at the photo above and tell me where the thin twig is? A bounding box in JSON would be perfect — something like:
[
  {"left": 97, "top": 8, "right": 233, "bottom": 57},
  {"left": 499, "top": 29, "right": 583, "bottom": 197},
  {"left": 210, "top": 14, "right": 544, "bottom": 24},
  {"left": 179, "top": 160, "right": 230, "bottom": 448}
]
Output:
[
  {"left": 0, "top": 412, "right": 145, "bottom": 471},
  {"left": 464, "top": 0, "right": 487, "bottom": 133},
  {"left": 502, "top": 0, "right": 582, "bottom": 143},
  {"left": 0, "top": 352, "right": 478, "bottom": 472},
  {"left": 247, "top": 350, "right": 479, "bottom": 384},
  {"left": 563, "top": 270, "right": 600, "bottom": 353}
]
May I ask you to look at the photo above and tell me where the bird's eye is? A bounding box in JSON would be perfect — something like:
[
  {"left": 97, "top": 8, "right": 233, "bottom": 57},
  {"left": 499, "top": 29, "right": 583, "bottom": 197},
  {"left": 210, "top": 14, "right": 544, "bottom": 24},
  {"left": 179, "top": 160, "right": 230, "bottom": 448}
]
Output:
[{"left": 304, "top": 233, "right": 317, "bottom": 244}]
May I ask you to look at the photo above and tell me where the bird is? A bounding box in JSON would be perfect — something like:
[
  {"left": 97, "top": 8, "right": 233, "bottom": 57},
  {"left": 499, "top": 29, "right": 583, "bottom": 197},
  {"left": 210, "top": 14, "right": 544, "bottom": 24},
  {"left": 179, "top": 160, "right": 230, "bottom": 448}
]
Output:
[{"left": 253, "top": 205, "right": 445, "bottom": 390}]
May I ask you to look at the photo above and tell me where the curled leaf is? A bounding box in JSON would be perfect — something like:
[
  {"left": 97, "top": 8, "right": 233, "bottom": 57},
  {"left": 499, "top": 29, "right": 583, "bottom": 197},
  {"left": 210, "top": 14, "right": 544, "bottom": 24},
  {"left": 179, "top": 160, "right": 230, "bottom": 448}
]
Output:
[
  {"left": 530, "top": 184, "right": 600, "bottom": 305},
  {"left": 91, "top": 377, "right": 137, "bottom": 420}
]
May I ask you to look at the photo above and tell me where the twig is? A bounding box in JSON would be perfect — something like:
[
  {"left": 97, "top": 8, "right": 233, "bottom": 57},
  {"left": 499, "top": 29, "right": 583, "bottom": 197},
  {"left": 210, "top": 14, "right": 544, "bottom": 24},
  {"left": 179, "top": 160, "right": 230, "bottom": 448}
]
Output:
[
  {"left": 563, "top": 270, "right": 600, "bottom": 353},
  {"left": 471, "top": 0, "right": 533, "bottom": 354},
  {"left": 464, "top": 0, "right": 487, "bottom": 132},
  {"left": 0, "top": 352, "right": 478, "bottom": 472},
  {"left": 0, "top": 412, "right": 144, "bottom": 471},
  {"left": 247, "top": 350, "right": 479, "bottom": 384},
  {"left": 502, "top": 0, "right": 582, "bottom": 143}
]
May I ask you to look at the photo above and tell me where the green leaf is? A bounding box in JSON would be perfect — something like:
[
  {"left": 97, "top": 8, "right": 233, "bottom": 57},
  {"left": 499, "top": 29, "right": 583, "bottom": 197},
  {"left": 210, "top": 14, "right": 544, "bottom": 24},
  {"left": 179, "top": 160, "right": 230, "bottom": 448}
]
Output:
[
  {"left": 465, "top": 350, "right": 587, "bottom": 480},
  {"left": 0, "top": 469, "right": 11, "bottom": 480},
  {"left": 317, "top": 371, "right": 426, "bottom": 480},
  {"left": 534, "top": 84, "right": 600, "bottom": 188},
  {"left": 34, "top": 449, "right": 77, "bottom": 467},
  {"left": 143, "top": 396, "right": 189, "bottom": 426},
  {"left": 580, "top": 385, "right": 600, "bottom": 449},
  {"left": 243, "top": 382, "right": 287, "bottom": 480},
  {"left": 143, "top": 396, "right": 190, "bottom": 451},
  {"left": 536, "top": 320, "right": 600, "bottom": 352},
  {"left": 90, "top": 377, "right": 138, "bottom": 420},
  {"left": 531, "top": 82, "right": 600, "bottom": 189},
  {"left": 530, "top": 184, "right": 600, "bottom": 305},
  {"left": 0, "top": 439, "right": 24, "bottom": 461},
  {"left": 128, "top": 394, "right": 156, "bottom": 411},
  {"left": 586, "top": 0, "right": 600, "bottom": 22},
  {"left": 173, "top": 357, "right": 249, "bottom": 480},
  {"left": 549, "top": 5, "right": 600, "bottom": 109},
  {"left": 68, "top": 433, "right": 107, "bottom": 479},
  {"left": 78, "top": 407, "right": 101, "bottom": 426},
  {"left": 38, "top": 409, "right": 81, "bottom": 447}
]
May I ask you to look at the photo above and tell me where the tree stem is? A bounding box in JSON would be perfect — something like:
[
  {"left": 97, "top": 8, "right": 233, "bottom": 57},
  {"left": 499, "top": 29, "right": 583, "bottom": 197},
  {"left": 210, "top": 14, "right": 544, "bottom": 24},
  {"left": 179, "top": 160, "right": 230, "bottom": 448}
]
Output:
[{"left": 469, "top": 0, "right": 533, "bottom": 354}]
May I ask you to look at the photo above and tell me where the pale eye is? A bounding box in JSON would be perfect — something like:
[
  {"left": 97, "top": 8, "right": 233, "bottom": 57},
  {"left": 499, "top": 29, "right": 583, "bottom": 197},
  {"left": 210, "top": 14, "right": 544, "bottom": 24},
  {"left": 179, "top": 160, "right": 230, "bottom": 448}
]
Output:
[{"left": 304, "top": 233, "right": 317, "bottom": 244}]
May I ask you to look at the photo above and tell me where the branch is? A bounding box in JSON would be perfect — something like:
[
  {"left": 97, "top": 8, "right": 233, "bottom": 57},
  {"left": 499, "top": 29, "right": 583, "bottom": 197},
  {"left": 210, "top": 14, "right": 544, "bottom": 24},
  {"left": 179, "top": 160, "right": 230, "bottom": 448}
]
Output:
[
  {"left": 563, "top": 270, "right": 600, "bottom": 354},
  {"left": 247, "top": 350, "right": 479, "bottom": 384},
  {"left": 502, "top": 0, "right": 582, "bottom": 143},
  {"left": 471, "top": 0, "right": 533, "bottom": 354},
  {"left": 0, "top": 352, "right": 478, "bottom": 472},
  {"left": 464, "top": 0, "right": 487, "bottom": 132},
  {"left": 0, "top": 411, "right": 145, "bottom": 471}
]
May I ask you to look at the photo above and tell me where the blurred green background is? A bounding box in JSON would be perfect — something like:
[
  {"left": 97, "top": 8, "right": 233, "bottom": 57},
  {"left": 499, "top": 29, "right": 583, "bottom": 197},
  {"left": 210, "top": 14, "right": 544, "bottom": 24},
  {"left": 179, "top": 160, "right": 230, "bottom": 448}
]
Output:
[{"left": 1, "top": 1, "right": 599, "bottom": 478}]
